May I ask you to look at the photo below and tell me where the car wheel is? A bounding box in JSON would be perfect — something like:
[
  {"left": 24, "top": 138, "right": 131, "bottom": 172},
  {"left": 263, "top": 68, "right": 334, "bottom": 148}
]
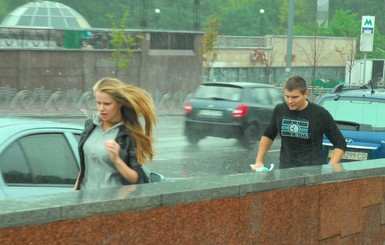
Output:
[
  {"left": 186, "top": 133, "right": 200, "bottom": 145},
  {"left": 240, "top": 125, "right": 258, "bottom": 149},
  {"left": 185, "top": 128, "right": 200, "bottom": 145}
]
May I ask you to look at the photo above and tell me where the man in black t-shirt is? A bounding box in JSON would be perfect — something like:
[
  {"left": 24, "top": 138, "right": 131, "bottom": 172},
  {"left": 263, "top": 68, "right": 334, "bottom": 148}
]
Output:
[{"left": 252, "top": 76, "right": 346, "bottom": 172}]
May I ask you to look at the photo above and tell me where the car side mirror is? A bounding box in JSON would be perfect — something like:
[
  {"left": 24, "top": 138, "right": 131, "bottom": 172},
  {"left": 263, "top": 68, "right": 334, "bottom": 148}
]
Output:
[{"left": 150, "top": 172, "right": 165, "bottom": 182}]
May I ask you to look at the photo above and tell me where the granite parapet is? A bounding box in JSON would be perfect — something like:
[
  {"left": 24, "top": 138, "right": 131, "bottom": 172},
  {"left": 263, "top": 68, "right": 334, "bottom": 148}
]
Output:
[{"left": 1, "top": 159, "right": 385, "bottom": 229}]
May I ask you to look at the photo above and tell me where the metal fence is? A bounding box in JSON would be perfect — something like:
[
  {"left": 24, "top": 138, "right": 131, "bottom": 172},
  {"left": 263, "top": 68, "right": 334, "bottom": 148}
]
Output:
[
  {"left": 0, "top": 86, "right": 192, "bottom": 116},
  {"left": 0, "top": 85, "right": 332, "bottom": 116}
]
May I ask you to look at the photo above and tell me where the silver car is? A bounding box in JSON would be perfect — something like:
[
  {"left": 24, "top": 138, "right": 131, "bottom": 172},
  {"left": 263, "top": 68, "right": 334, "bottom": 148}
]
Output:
[
  {"left": 0, "top": 116, "right": 163, "bottom": 200},
  {"left": 0, "top": 117, "right": 82, "bottom": 199}
]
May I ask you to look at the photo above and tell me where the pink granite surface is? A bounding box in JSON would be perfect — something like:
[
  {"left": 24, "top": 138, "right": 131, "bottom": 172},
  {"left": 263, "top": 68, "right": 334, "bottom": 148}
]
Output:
[{"left": 1, "top": 177, "right": 385, "bottom": 244}]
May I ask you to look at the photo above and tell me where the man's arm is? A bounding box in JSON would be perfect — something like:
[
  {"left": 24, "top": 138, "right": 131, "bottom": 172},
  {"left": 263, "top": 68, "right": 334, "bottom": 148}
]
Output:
[
  {"left": 329, "top": 148, "right": 345, "bottom": 172},
  {"left": 321, "top": 108, "right": 346, "bottom": 172},
  {"left": 253, "top": 136, "right": 273, "bottom": 171}
]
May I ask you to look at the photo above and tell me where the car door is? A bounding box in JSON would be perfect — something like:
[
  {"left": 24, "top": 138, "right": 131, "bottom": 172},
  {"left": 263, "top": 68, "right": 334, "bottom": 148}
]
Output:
[{"left": 0, "top": 130, "right": 80, "bottom": 199}]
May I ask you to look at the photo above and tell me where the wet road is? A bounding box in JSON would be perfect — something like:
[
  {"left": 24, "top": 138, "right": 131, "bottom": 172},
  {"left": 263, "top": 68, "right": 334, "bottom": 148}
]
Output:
[{"left": 58, "top": 115, "right": 281, "bottom": 179}]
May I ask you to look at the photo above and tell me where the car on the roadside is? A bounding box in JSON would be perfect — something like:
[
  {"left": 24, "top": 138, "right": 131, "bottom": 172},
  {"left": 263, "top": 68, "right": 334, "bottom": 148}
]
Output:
[
  {"left": 0, "top": 116, "right": 164, "bottom": 200},
  {"left": 0, "top": 117, "right": 82, "bottom": 199},
  {"left": 183, "top": 82, "right": 284, "bottom": 149},
  {"left": 316, "top": 84, "right": 385, "bottom": 162}
]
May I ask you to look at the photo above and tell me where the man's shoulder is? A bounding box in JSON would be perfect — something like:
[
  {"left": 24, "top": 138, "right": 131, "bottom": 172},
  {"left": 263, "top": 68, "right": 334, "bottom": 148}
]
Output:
[
  {"left": 308, "top": 102, "right": 326, "bottom": 111},
  {"left": 274, "top": 102, "right": 287, "bottom": 110},
  {"left": 308, "top": 102, "right": 333, "bottom": 120}
]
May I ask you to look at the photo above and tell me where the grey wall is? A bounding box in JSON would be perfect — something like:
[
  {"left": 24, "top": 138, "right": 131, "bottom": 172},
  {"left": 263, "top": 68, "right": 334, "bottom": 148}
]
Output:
[{"left": 0, "top": 32, "right": 203, "bottom": 94}]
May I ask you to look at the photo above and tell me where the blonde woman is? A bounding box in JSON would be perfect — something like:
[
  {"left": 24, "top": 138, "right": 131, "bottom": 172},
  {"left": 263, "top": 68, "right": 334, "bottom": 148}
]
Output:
[{"left": 74, "top": 78, "right": 157, "bottom": 190}]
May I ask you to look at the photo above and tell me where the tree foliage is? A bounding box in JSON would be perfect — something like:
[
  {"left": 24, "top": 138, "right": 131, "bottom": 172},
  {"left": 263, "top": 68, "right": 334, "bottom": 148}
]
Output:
[
  {"left": 321, "top": 10, "right": 360, "bottom": 37},
  {"left": 0, "top": 0, "right": 8, "bottom": 21},
  {"left": 200, "top": 16, "right": 220, "bottom": 79},
  {"left": 106, "top": 10, "right": 143, "bottom": 76},
  {"left": 279, "top": 0, "right": 317, "bottom": 34},
  {"left": 1, "top": 0, "right": 384, "bottom": 37},
  {"left": 2, "top": 0, "right": 385, "bottom": 60}
]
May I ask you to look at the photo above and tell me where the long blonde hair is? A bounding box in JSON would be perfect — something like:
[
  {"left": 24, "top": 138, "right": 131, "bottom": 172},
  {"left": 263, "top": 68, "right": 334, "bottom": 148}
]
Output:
[{"left": 93, "top": 77, "right": 157, "bottom": 164}]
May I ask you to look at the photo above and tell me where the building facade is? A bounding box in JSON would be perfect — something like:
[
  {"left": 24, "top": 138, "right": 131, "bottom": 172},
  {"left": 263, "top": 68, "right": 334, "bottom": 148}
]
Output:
[{"left": 208, "top": 35, "right": 356, "bottom": 86}]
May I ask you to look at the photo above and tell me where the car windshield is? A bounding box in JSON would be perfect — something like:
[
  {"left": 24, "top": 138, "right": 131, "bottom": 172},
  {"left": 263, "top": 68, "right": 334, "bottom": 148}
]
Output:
[
  {"left": 193, "top": 85, "right": 242, "bottom": 101},
  {"left": 321, "top": 97, "right": 385, "bottom": 128}
]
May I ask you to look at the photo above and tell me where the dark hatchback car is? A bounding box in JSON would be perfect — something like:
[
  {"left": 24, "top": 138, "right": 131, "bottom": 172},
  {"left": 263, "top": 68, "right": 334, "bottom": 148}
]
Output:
[
  {"left": 184, "top": 82, "right": 283, "bottom": 149},
  {"left": 316, "top": 84, "right": 385, "bottom": 162}
]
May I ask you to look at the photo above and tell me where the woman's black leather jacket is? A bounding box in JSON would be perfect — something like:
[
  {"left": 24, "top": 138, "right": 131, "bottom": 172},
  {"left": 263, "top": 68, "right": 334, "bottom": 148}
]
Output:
[{"left": 76, "top": 119, "right": 148, "bottom": 190}]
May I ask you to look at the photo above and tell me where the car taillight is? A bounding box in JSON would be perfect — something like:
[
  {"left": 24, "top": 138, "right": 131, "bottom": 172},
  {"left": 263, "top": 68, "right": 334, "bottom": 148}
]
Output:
[
  {"left": 184, "top": 101, "right": 192, "bottom": 114},
  {"left": 232, "top": 104, "right": 249, "bottom": 118}
]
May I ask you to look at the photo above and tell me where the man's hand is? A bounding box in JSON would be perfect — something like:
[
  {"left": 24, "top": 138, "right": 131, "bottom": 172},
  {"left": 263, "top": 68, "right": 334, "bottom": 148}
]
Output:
[
  {"left": 251, "top": 162, "right": 265, "bottom": 172},
  {"left": 330, "top": 162, "right": 345, "bottom": 173}
]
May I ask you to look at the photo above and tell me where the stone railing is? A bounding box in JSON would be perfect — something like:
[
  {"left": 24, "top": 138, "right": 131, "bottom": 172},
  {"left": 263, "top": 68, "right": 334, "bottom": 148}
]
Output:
[
  {"left": 1, "top": 159, "right": 385, "bottom": 244},
  {"left": 0, "top": 86, "right": 191, "bottom": 115}
]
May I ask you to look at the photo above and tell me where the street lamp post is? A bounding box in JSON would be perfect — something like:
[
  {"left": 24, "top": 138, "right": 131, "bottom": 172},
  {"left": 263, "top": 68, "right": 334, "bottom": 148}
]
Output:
[
  {"left": 259, "top": 9, "right": 265, "bottom": 36},
  {"left": 140, "top": 0, "right": 148, "bottom": 28},
  {"left": 286, "top": 0, "right": 295, "bottom": 76}
]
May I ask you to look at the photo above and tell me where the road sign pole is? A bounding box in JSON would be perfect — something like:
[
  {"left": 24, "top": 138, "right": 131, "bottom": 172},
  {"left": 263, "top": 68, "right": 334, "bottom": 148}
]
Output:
[{"left": 360, "top": 16, "right": 375, "bottom": 84}]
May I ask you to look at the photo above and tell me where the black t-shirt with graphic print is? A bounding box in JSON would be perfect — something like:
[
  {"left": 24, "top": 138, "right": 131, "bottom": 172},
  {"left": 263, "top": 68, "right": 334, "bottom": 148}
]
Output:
[{"left": 263, "top": 102, "right": 347, "bottom": 169}]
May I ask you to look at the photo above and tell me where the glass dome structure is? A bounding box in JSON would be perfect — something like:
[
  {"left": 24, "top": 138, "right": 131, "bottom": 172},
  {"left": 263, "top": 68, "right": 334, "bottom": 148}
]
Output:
[{"left": 1, "top": 1, "right": 91, "bottom": 29}]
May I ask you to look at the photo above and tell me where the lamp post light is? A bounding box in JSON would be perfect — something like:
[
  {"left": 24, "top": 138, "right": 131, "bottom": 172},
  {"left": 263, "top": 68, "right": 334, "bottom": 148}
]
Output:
[
  {"left": 155, "top": 8, "right": 160, "bottom": 28},
  {"left": 259, "top": 8, "right": 265, "bottom": 36}
]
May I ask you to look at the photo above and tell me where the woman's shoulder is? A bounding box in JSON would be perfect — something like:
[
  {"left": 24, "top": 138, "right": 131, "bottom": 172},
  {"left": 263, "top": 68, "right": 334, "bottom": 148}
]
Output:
[
  {"left": 85, "top": 118, "right": 93, "bottom": 125},
  {"left": 82, "top": 118, "right": 94, "bottom": 130},
  {"left": 117, "top": 124, "right": 130, "bottom": 134},
  {"left": 116, "top": 125, "right": 133, "bottom": 142}
]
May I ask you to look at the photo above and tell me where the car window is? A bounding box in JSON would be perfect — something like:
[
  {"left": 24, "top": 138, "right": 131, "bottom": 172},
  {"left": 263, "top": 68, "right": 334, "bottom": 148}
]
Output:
[
  {"left": 74, "top": 133, "right": 81, "bottom": 142},
  {"left": 268, "top": 88, "right": 284, "bottom": 104},
  {"left": 250, "top": 88, "right": 271, "bottom": 105},
  {"left": 0, "top": 133, "right": 79, "bottom": 185},
  {"left": 321, "top": 98, "right": 385, "bottom": 128},
  {"left": 0, "top": 141, "right": 32, "bottom": 183},
  {"left": 194, "top": 85, "right": 241, "bottom": 101}
]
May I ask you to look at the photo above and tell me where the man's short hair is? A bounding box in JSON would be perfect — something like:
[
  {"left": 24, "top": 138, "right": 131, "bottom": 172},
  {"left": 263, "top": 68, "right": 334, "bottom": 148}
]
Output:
[{"left": 285, "top": 76, "right": 308, "bottom": 94}]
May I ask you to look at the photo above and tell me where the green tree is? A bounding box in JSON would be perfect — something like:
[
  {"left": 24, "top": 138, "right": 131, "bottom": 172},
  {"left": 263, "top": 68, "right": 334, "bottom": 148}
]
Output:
[
  {"left": 200, "top": 16, "right": 220, "bottom": 81},
  {"left": 218, "top": 0, "right": 260, "bottom": 36},
  {"left": 317, "top": 10, "right": 385, "bottom": 59},
  {"left": 106, "top": 10, "right": 143, "bottom": 77},
  {"left": 320, "top": 9, "right": 360, "bottom": 37},
  {"left": 330, "top": 0, "right": 385, "bottom": 35},
  {"left": 4, "top": 0, "right": 385, "bottom": 36},
  {"left": 60, "top": 0, "right": 129, "bottom": 28},
  {"left": 279, "top": 0, "right": 317, "bottom": 35},
  {"left": 0, "top": 0, "right": 9, "bottom": 23},
  {"left": 319, "top": 8, "right": 361, "bottom": 79},
  {"left": 217, "top": 0, "right": 283, "bottom": 36}
]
